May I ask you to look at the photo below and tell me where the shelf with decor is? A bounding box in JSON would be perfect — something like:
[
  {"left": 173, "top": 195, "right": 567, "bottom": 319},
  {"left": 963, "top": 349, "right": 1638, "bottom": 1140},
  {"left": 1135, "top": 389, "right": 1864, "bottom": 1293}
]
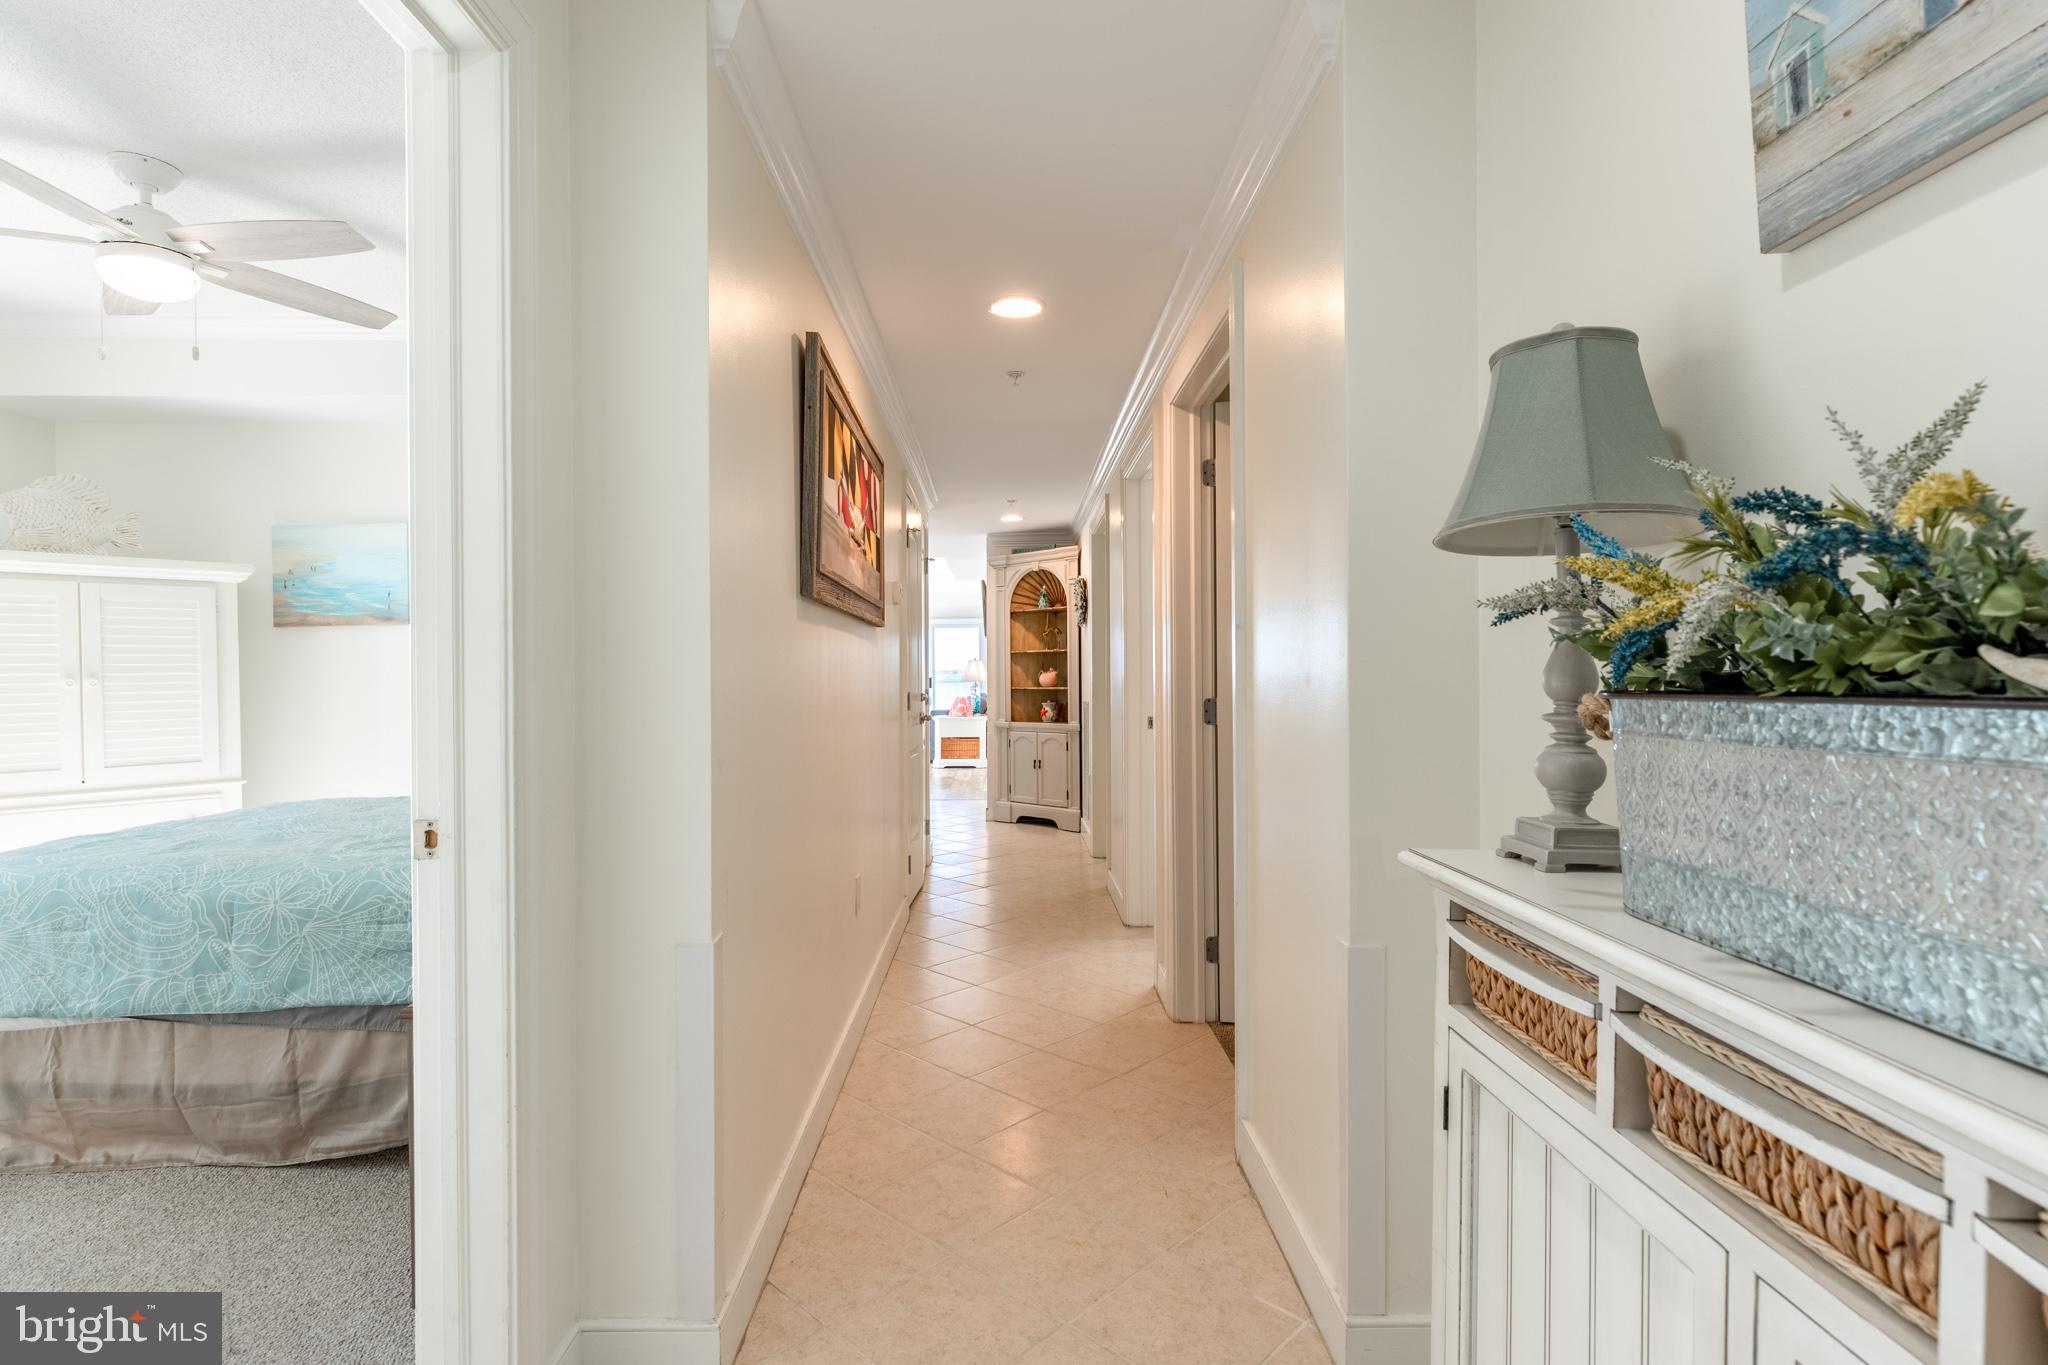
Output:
[{"left": 988, "top": 545, "right": 1082, "bottom": 830}]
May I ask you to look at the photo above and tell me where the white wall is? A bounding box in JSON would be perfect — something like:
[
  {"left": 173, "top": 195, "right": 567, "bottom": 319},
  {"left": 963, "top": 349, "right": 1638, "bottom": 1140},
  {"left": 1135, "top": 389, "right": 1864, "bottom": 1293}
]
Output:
[
  {"left": 1470, "top": 0, "right": 2048, "bottom": 839},
  {"left": 1223, "top": 66, "right": 1354, "bottom": 1329},
  {"left": 1341, "top": 0, "right": 1480, "bottom": 1333},
  {"left": 0, "top": 409, "right": 54, "bottom": 486},
  {"left": 707, "top": 65, "right": 912, "bottom": 1314},
  {"left": 52, "top": 421, "right": 410, "bottom": 808},
  {"left": 571, "top": 0, "right": 716, "bottom": 1328}
]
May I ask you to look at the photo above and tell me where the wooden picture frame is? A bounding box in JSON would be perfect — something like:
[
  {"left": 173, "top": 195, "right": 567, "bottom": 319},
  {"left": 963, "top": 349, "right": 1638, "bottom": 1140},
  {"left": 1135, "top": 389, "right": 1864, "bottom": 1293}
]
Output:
[{"left": 799, "top": 332, "right": 887, "bottom": 626}]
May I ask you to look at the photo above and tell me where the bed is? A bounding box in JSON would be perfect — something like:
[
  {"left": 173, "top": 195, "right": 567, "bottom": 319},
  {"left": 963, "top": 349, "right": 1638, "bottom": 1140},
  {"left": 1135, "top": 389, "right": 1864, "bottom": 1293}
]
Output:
[{"left": 0, "top": 798, "right": 413, "bottom": 1171}]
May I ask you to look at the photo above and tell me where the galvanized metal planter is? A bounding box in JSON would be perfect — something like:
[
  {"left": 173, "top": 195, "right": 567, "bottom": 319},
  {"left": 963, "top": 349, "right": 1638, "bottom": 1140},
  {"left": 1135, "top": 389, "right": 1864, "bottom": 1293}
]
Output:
[{"left": 1609, "top": 693, "right": 2048, "bottom": 1073}]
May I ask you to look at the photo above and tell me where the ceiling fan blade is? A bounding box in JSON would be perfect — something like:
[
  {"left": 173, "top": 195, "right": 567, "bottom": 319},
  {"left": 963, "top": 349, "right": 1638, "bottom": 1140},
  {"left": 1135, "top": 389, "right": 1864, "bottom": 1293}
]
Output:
[
  {"left": 102, "top": 285, "right": 159, "bottom": 316},
  {"left": 0, "top": 158, "right": 134, "bottom": 238},
  {"left": 203, "top": 260, "right": 396, "bottom": 330},
  {"left": 0, "top": 226, "right": 93, "bottom": 247},
  {"left": 167, "top": 219, "right": 372, "bottom": 262}
]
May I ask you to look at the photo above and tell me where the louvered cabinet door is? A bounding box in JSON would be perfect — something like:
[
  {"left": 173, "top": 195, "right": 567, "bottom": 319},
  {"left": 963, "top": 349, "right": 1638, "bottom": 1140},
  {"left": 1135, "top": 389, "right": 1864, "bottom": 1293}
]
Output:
[
  {"left": 0, "top": 578, "right": 84, "bottom": 793},
  {"left": 80, "top": 582, "right": 221, "bottom": 785}
]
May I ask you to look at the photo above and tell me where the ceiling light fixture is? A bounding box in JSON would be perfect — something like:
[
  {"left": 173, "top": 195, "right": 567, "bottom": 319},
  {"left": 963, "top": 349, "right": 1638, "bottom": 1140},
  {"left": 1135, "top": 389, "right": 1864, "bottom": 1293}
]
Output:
[
  {"left": 94, "top": 240, "right": 199, "bottom": 304},
  {"left": 989, "top": 296, "right": 1043, "bottom": 319},
  {"left": 1000, "top": 499, "right": 1024, "bottom": 524}
]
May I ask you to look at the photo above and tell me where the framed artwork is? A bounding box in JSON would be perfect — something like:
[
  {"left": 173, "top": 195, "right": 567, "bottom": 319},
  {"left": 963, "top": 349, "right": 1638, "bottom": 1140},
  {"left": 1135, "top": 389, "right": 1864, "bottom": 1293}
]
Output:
[
  {"left": 1746, "top": 0, "right": 2048, "bottom": 251},
  {"left": 800, "top": 332, "right": 887, "bottom": 625},
  {"left": 272, "top": 522, "right": 410, "bottom": 626}
]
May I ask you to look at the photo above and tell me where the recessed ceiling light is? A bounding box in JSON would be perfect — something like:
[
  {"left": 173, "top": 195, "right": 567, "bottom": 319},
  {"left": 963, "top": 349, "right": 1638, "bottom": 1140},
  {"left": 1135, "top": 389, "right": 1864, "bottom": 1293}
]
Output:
[{"left": 989, "top": 296, "right": 1043, "bottom": 319}]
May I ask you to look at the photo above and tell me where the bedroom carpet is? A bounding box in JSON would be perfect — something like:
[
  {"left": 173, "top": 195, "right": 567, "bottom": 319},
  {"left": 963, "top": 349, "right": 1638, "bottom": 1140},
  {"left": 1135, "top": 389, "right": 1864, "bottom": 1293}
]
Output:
[{"left": 0, "top": 1146, "right": 412, "bottom": 1363}]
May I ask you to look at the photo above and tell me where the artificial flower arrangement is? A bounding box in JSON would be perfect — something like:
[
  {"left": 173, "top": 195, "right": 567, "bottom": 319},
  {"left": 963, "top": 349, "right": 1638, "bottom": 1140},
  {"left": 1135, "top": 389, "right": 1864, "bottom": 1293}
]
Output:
[{"left": 1481, "top": 384, "right": 2048, "bottom": 696}]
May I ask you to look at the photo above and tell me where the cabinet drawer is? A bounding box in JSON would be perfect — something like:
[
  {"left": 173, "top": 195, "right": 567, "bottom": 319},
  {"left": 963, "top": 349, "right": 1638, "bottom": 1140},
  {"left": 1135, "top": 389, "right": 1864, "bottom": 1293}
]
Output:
[
  {"left": 1450, "top": 913, "right": 1601, "bottom": 1093},
  {"left": 1756, "top": 1281, "right": 1907, "bottom": 1365}
]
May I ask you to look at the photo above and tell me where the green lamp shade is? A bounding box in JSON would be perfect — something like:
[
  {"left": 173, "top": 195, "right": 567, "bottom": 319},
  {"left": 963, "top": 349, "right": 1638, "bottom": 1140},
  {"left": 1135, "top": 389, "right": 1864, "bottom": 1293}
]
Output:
[{"left": 1436, "top": 325, "right": 1695, "bottom": 556}]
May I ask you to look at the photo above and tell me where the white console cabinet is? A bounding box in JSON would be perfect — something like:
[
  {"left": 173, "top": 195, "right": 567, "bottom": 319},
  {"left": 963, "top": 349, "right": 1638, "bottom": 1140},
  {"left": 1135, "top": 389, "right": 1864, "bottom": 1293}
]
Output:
[
  {"left": 0, "top": 552, "right": 250, "bottom": 850},
  {"left": 1404, "top": 848, "right": 2048, "bottom": 1365}
]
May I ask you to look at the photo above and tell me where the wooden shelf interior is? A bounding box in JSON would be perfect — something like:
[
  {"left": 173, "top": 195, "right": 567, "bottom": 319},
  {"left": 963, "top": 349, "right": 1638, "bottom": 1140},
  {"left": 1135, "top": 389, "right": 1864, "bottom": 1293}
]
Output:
[{"left": 1008, "top": 568, "right": 1070, "bottom": 722}]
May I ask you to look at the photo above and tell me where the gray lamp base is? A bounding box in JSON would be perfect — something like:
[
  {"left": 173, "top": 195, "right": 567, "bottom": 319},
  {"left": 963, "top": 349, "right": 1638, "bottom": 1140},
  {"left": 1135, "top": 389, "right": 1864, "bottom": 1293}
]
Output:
[{"left": 1496, "top": 815, "right": 1622, "bottom": 873}]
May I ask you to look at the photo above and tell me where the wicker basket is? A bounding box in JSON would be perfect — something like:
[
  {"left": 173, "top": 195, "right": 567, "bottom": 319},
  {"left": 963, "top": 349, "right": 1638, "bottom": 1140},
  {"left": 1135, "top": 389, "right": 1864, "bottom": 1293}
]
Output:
[
  {"left": 1460, "top": 915, "right": 1598, "bottom": 1091},
  {"left": 1640, "top": 1005, "right": 1942, "bottom": 1334}
]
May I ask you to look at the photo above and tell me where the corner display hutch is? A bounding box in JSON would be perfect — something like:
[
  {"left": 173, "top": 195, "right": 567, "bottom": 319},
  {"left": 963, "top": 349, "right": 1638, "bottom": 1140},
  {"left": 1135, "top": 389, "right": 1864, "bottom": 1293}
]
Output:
[{"left": 988, "top": 544, "right": 1081, "bottom": 831}]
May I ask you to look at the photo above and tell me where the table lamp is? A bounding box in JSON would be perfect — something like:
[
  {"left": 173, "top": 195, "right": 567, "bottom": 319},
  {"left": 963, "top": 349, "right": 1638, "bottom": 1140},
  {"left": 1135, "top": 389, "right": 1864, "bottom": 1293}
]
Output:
[
  {"left": 964, "top": 658, "right": 987, "bottom": 713},
  {"left": 1437, "top": 324, "right": 1694, "bottom": 872}
]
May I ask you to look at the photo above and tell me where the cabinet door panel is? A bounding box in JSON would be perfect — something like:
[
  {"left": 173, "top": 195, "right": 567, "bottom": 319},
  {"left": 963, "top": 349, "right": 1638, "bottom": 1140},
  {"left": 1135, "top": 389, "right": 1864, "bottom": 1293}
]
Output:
[
  {"left": 81, "top": 582, "right": 220, "bottom": 785},
  {"left": 1037, "top": 732, "right": 1072, "bottom": 807},
  {"left": 1006, "top": 730, "right": 1039, "bottom": 804},
  {"left": 1754, "top": 1284, "right": 1876, "bottom": 1365},
  {"left": 0, "top": 577, "right": 83, "bottom": 793},
  {"left": 1449, "top": 1035, "right": 1725, "bottom": 1365}
]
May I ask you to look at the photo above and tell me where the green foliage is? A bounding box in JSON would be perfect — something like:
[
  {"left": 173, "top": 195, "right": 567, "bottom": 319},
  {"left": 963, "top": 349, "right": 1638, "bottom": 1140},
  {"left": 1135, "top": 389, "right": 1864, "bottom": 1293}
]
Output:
[{"left": 1473, "top": 387, "right": 2048, "bottom": 697}]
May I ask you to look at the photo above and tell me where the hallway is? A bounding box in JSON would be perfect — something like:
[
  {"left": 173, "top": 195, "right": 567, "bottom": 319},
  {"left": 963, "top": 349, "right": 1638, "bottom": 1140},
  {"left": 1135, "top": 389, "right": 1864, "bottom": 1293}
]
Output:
[{"left": 740, "top": 769, "right": 1328, "bottom": 1364}]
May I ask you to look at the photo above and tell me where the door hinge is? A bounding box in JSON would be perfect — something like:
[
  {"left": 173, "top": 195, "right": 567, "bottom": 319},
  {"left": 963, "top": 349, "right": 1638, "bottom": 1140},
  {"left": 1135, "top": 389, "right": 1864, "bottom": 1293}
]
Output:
[
  {"left": 1201, "top": 458, "right": 1216, "bottom": 487},
  {"left": 412, "top": 818, "right": 441, "bottom": 861},
  {"left": 1441, "top": 1084, "right": 1451, "bottom": 1131},
  {"left": 1202, "top": 698, "right": 1217, "bottom": 725},
  {"left": 908, "top": 853, "right": 914, "bottom": 875},
  {"left": 1205, "top": 934, "right": 1219, "bottom": 964}
]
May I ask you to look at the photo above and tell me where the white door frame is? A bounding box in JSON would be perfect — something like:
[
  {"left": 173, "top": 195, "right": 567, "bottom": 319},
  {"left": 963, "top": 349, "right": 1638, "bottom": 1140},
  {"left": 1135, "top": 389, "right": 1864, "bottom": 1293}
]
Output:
[
  {"left": 354, "top": 0, "right": 531, "bottom": 1359},
  {"left": 1084, "top": 507, "right": 1112, "bottom": 861},
  {"left": 904, "top": 493, "right": 929, "bottom": 901},
  {"left": 1162, "top": 311, "right": 1238, "bottom": 1023}
]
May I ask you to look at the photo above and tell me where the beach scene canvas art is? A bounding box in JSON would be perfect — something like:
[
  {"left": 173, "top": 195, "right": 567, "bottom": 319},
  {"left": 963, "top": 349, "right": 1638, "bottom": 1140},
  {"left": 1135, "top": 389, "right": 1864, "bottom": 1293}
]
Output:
[
  {"left": 272, "top": 522, "right": 410, "bottom": 626},
  {"left": 1747, "top": 0, "right": 2048, "bottom": 250}
]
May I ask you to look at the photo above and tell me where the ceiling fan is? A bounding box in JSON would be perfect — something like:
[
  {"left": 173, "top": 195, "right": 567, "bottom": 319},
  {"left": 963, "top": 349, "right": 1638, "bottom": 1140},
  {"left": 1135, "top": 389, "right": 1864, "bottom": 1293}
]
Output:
[{"left": 0, "top": 151, "right": 396, "bottom": 330}]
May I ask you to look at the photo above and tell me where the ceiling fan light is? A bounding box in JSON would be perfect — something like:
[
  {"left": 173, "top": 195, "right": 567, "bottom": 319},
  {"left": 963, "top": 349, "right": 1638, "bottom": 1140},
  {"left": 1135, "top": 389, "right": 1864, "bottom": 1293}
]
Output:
[{"left": 94, "top": 240, "right": 199, "bottom": 303}]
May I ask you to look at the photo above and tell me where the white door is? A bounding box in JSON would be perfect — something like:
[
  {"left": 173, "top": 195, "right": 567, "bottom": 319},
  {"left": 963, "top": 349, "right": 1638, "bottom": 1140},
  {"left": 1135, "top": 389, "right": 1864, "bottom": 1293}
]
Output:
[
  {"left": 80, "top": 582, "right": 221, "bottom": 787},
  {"left": 1450, "top": 1036, "right": 1726, "bottom": 1365},
  {"left": 1038, "top": 731, "right": 1072, "bottom": 809},
  {"left": 1007, "top": 729, "right": 1040, "bottom": 805},
  {"left": 0, "top": 577, "right": 84, "bottom": 794},
  {"left": 1129, "top": 469, "right": 1156, "bottom": 930},
  {"left": 904, "top": 508, "right": 928, "bottom": 900}
]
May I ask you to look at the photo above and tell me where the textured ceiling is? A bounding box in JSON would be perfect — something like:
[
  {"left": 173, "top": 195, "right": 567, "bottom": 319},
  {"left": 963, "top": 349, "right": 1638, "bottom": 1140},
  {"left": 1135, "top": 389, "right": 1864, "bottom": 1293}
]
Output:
[
  {"left": 0, "top": 0, "right": 404, "bottom": 331},
  {"left": 754, "top": 0, "right": 1293, "bottom": 538}
]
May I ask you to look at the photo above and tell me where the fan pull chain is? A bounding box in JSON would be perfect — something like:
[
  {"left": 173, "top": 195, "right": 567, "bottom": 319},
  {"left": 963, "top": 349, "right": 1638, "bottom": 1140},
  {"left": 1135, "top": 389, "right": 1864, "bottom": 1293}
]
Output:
[
  {"left": 191, "top": 276, "right": 201, "bottom": 362},
  {"left": 98, "top": 302, "right": 106, "bottom": 361}
]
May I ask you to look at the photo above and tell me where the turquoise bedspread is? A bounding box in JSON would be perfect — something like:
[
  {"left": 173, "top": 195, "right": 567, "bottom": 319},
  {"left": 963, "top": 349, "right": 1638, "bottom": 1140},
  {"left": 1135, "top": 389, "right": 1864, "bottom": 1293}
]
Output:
[{"left": 0, "top": 798, "right": 411, "bottom": 1020}]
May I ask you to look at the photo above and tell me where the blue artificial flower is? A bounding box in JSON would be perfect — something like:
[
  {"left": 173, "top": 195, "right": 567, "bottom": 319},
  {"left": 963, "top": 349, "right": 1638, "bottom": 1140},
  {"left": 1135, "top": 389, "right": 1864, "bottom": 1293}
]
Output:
[
  {"left": 1742, "top": 521, "right": 1927, "bottom": 594},
  {"left": 1731, "top": 487, "right": 1826, "bottom": 527},
  {"left": 1607, "top": 620, "right": 1675, "bottom": 690},
  {"left": 1570, "top": 513, "right": 1642, "bottom": 563},
  {"left": 1491, "top": 609, "right": 1536, "bottom": 626}
]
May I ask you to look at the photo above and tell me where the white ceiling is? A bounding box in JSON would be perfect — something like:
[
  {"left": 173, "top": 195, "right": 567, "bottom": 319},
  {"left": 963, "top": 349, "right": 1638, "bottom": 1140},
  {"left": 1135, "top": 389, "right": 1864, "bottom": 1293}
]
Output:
[
  {"left": 754, "top": 0, "right": 1294, "bottom": 537},
  {"left": 0, "top": 0, "right": 404, "bottom": 333}
]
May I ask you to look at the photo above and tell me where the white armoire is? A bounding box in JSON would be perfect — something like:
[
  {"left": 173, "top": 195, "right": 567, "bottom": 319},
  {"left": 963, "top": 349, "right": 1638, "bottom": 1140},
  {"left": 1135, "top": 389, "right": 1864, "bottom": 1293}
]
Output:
[
  {"left": 0, "top": 551, "right": 250, "bottom": 851},
  {"left": 988, "top": 544, "right": 1082, "bottom": 831}
]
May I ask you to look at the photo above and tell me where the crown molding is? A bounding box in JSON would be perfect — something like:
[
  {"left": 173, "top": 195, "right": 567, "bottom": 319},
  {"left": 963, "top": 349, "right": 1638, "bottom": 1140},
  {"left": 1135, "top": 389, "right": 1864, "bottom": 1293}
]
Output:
[
  {"left": 1073, "top": 0, "right": 1337, "bottom": 529},
  {"left": 714, "top": 1, "right": 942, "bottom": 514}
]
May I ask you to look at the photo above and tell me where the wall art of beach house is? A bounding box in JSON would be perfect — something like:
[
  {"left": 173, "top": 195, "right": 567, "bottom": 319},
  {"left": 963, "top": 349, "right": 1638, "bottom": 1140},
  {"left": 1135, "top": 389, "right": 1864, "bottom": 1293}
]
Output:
[{"left": 1747, "top": 0, "right": 2048, "bottom": 251}]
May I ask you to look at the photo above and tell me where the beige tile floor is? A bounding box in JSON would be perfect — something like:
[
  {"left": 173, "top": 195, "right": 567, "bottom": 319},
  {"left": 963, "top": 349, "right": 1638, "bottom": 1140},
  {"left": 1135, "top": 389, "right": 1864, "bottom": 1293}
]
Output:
[{"left": 740, "top": 767, "right": 1331, "bottom": 1365}]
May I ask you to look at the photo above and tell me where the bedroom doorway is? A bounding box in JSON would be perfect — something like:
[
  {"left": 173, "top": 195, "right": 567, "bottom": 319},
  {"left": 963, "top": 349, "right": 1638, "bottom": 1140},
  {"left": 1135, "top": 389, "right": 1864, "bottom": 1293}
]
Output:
[{"left": 0, "top": 0, "right": 529, "bottom": 1358}]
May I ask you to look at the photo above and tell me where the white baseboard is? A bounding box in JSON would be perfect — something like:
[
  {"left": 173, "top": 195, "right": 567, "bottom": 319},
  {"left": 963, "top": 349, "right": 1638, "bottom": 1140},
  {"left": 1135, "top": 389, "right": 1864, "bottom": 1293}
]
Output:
[
  {"left": 1107, "top": 871, "right": 1124, "bottom": 916},
  {"left": 712, "top": 893, "right": 913, "bottom": 1362},
  {"left": 1237, "top": 1118, "right": 1429, "bottom": 1365},
  {"left": 572, "top": 1320, "right": 718, "bottom": 1365},
  {"left": 550, "top": 897, "right": 912, "bottom": 1365}
]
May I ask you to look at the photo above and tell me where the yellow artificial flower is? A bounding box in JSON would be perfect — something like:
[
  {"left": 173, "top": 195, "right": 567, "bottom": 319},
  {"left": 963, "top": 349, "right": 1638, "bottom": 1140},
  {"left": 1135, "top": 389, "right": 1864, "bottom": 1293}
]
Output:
[
  {"left": 1559, "top": 555, "right": 1691, "bottom": 602},
  {"left": 1601, "top": 593, "right": 1690, "bottom": 641},
  {"left": 1894, "top": 469, "right": 1996, "bottom": 527}
]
